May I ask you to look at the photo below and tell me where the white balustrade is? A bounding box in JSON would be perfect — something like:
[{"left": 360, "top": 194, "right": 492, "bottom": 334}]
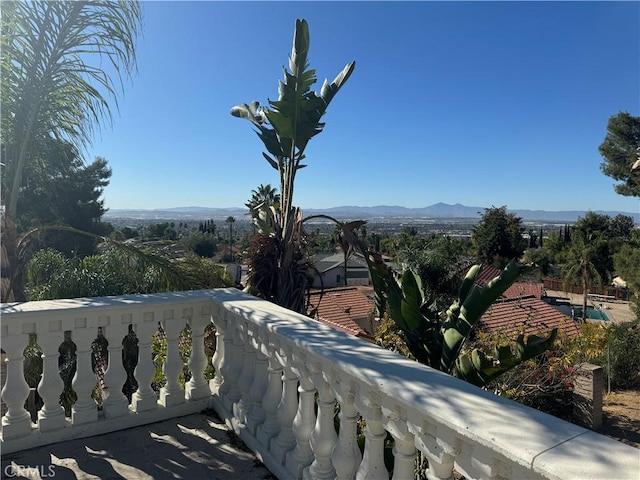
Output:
[
  {"left": 285, "top": 353, "right": 315, "bottom": 477},
  {"left": 270, "top": 351, "right": 299, "bottom": 465},
  {"left": 255, "top": 355, "right": 283, "bottom": 448},
  {"left": 186, "top": 305, "right": 211, "bottom": 401},
  {"left": 332, "top": 380, "right": 362, "bottom": 480},
  {"left": 304, "top": 362, "right": 338, "bottom": 480},
  {"left": 131, "top": 313, "right": 159, "bottom": 412},
  {"left": 71, "top": 327, "right": 99, "bottom": 425},
  {"left": 234, "top": 323, "right": 256, "bottom": 425},
  {"left": 382, "top": 406, "right": 416, "bottom": 480},
  {"left": 102, "top": 320, "right": 130, "bottom": 418},
  {"left": 412, "top": 422, "right": 458, "bottom": 480},
  {"left": 355, "top": 393, "right": 388, "bottom": 480},
  {"left": 220, "top": 313, "right": 243, "bottom": 414},
  {"left": 36, "top": 330, "right": 65, "bottom": 432},
  {"left": 159, "top": 310, "right": 185, "bottom": 407},
  {"left": 1, "top": 334, "right": 32, "bottom": 439},
  {"left": 246, "top": 329, "right": 269, "bottom": 434},
  {"left": 209, "top": 308, "right": 227, "bottom": 397},
  {"left": 2, "top": 288, "right": 638, "bottom": 480},
  {"left": 1, "top": 292, "right": 215, "bottom": 454}
]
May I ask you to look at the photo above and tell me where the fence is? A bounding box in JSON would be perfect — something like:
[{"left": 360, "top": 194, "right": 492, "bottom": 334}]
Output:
[{"left": 543, "top": 277, "right": 631, "bottom": 301}]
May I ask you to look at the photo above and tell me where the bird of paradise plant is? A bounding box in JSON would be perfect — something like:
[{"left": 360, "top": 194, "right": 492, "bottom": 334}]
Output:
[{"left": 231, "top": 19, "right": 355, "bottom": 313}]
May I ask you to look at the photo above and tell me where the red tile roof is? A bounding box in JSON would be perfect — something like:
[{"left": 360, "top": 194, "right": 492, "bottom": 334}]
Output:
[
  {"left": 308, "top": 287, "right": 375, "bottom": 340},
  {"left": 474, "top": 265, "right": 503, "bottom": 286},
  {"left": 502, "top": 282, "right": 543, "bottom": 300},
  {"left": 473, "top": 265, "right": 543, "bottom": 300},
  {"left": 479, "top": 296, "right": 579, "bottom": 339}
]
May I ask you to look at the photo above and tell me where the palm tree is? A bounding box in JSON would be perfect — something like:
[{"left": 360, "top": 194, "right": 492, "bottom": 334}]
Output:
[
  {"left": 245, "top": 184, "right": 280, "bottom": 236},
  {"left": 225, "top": 216, "right": 236, "bottom": 262},
  {"left": 562, "top": 232, "right": 603, "bottom": 322},
  {"left": 1, "top": 0, "right": 142, "bottom": 301},
  {"left": 245, "top": 184, "right": 280, "bottom": 212}
]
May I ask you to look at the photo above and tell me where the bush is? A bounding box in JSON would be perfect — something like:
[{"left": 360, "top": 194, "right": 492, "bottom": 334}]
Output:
[
  {"left": 607, "top": 319, "right": 640, "bottom": 390},
  {"left": 373, "top": 312, "right": 411, "bottom": 358},
  {"left": 475, "top": 329, "right": 577, "bottom": 419},
  {"left": 181, "top": 232, "right": 218, "bottom": 258}
]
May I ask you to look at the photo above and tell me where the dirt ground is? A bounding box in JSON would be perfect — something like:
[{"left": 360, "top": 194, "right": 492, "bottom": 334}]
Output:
[{"left": 601, "top": 389, "right": 640, "bottom": 448}]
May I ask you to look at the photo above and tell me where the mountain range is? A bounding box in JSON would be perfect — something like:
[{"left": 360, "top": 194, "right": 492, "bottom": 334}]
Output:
[{"left": 105, "top": 203, "right": 638, "bottom": 223}]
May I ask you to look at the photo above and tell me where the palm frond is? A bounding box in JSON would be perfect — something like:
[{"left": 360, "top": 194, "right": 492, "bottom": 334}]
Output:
[
  {"left": 1, "top": 0, "right": 142, "bottom": 217},
  {"left": 18, "top": 225, "right": 191, "bottom": 293}
]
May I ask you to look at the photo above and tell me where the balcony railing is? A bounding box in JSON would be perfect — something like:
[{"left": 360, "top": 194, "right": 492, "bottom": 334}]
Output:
[{"left": 1, "top": 289, "right": 638, "bottom": 479}]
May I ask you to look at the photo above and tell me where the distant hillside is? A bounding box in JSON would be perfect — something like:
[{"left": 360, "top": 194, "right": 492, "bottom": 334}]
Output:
[
  {"left": 105, "top": 203, "right": 637, "bottom": 223},
  {"left": 303, "top": 203, "right": 484, "bottom": 219}
]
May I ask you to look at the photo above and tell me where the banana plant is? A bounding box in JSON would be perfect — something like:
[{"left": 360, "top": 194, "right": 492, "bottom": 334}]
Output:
[
  {"left": 351, "top": 236, "right": 557, "bottom": 387},
  {"left": 231, "top": 19, "right": 355, "bottom": 313}
]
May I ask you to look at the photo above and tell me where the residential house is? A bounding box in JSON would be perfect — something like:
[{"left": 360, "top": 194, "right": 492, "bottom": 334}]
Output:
[{"left": 310, "top": 251, "right": 371, "bottom": 288}]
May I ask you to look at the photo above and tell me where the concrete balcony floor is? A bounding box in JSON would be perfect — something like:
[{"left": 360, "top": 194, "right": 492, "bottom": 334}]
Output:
[{"left": 0, "top": 411, "right": 275, "bottom": 480}]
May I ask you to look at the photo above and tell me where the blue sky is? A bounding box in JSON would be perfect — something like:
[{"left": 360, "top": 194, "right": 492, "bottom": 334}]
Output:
[{"left": 88, "top": 1, "right": 640, "bottom": 214}]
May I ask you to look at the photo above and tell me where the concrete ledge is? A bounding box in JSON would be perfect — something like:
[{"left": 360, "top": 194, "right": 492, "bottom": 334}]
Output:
[{"left": 533, "top": 430, "right": 640, "bottom": 480}]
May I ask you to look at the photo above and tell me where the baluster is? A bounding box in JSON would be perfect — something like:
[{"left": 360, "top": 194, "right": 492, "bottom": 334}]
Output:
[
  {"left": 246, "top": 330, "right": 269, "bottom": 435},
  {"left": 382, "top": 406, "right": 416, "bottom": 480},
  {"left": 131, "top": 314, "right": 159, "bottom": 412},
  {"left": 452, "top": 441, "right": 475, "bottom": 480},
  {"left": 304, "top": 364, "right": 338, "bottom": 480},
  {"left": 71, "top": 328, "right": 98, "bottom": 425},
  {"left": 210, "top": 310, "right": 227, "bottom": 397},
  {"left": 285, "top": 354, "right": 316, "bottom": 477},
  {"left": 37, "top": 331, "right": 65, "bottom": 432},
  {"left": 453, "top": 442, "right": 504, "bottom": 480},
  {"left": 270, "top": 350, "right": 298, "bottom": 465},
  {"left": 159, "top": 311, "right": 185, "bottom": 407},
  {"left": 102, "top": 322, "right": 130, "bottom": 418},
  {"left": 412, "top": 422, "right": 457, "bottom": 480},
  {"left": 222, "top": 318, "right": 243, "bottom": 415},
  {"left": 186, "top": 309, "right": 210, "bottom": 401},
  {"left": 332, "top": 380, "right": 362, "bottom": 480},
  {"left": 355, "top": 393, "right": 387, "bottom": 480},
  {"left": 1, "top": 334, "right": 32, "bottom": 439},
  {"left": 233, "top": 324, "right": 256, "bottom": 425},
  {"left": 256, "top": 353, "right": 283, "bottom": 448}
]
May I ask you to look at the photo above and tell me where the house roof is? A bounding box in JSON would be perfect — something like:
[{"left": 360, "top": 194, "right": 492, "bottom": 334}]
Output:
[
  {"left": 502, "top": 282, "right": 543, "bottom": 300},
  {"left": 479, "top": 296, "right": 579, "bottom": 339},
  {"left": 474, "top": 265, "right": 543, "bottom": 300},
  {"left": 474, "top": 265, "right": 503, "bottom": 286},
  {"left": 472, "top": 264, "right": 569, "bottom": 337},
  {"left": 307, "top": 287, "right": 375, "bottom": 340},
  {"left": 311, "top": 252, "right": 369, "bottom": 274}
]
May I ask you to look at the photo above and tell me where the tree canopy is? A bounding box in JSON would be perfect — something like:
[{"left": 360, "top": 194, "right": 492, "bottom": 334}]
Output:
[
  {"left": 17, "top": 139, "right": 112, "bottom": 256},
  {"left": 1, "top": 0, "right": 142, "bottom": 301},
  {"left": 471, "top": 206, "right": 526, "bottom": 268},
  {"left": 599, "top": 111, "right": 640, "bottom": 198}
]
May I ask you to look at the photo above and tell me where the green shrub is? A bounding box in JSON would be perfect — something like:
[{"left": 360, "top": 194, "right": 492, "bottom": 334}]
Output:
[{"left": 607, "top": 319, "right": 640, "bottom": 390}]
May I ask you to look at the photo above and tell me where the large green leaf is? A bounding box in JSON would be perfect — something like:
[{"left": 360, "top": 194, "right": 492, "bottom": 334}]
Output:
[
  {"left": 454, "top": 329, "right": 558, "bottom": 387},
  {"left": 231, "top": 19, "right": 354, "bottom": 169},
  {"left": 440, "top": 260, "right": 521, "bottom": 373},
  {"left": 400, "top": 270, "right": 425, "bottom": 331}
]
